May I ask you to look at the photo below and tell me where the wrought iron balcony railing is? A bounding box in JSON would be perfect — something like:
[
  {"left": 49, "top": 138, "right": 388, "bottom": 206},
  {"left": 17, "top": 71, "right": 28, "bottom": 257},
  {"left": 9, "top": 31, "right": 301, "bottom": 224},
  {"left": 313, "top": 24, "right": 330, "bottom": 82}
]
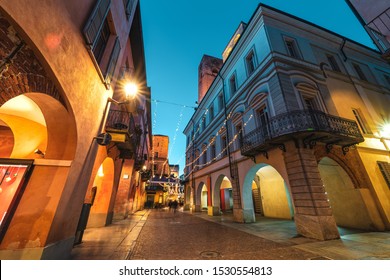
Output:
[{"left": 241, "top": 109, "right": 364, "bottom": 156}]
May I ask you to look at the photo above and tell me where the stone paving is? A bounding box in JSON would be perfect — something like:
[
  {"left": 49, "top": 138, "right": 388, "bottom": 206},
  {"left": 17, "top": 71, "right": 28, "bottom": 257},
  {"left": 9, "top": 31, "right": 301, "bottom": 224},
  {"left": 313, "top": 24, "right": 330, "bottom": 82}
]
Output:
[{"left": 70, "top": 208, "right": 390, "bottom": 260}]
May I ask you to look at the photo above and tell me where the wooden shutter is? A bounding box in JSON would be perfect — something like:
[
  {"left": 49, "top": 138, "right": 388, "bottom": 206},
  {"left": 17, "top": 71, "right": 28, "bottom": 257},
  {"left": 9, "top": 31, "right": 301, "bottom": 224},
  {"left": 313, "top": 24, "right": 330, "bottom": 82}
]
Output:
[
  {"left": 83, "top": 0, "right": 111, "bottom": 47},
  {"left": 378, "top": 161, "right": 390, "bottom": 188},
  {"left": 105, "top": 37, "right": 121, "bottom": 85}
]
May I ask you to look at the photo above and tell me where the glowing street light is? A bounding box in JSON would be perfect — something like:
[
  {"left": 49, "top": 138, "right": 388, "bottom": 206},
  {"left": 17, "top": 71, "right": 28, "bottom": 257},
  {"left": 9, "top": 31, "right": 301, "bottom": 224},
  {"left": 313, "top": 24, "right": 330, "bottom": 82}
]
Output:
[
  {"left": 124, "top": 82, "right": 138, "bottom": 100},
  {"left": 380, "top": 123, "right": 390, "bottom": 138}
]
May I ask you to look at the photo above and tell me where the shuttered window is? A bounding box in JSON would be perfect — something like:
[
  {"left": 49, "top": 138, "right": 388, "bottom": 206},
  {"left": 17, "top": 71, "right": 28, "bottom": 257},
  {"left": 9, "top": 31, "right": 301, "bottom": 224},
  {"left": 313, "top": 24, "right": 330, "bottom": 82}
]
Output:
[
  {"left": 123, "top": 0, "right": 134, "bottom": 17},
  {"left": 378, "top": 161, "right": 390, "bottom": 189},
  {"left": 83, "top": 0, "right": 111, "bottom": 48},
  {"left": 105, "top": 37, "right": 121, "bottom": 85}
]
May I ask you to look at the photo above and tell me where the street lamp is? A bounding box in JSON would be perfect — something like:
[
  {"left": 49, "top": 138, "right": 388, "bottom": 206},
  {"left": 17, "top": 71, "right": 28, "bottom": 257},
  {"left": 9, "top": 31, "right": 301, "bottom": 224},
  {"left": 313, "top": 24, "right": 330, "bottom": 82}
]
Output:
[
  {"left": 380, "top": 123, "right": 390, "bottom": 139},
  {"left": 108, "top": 81, "right": 138, "bottom": 105}
]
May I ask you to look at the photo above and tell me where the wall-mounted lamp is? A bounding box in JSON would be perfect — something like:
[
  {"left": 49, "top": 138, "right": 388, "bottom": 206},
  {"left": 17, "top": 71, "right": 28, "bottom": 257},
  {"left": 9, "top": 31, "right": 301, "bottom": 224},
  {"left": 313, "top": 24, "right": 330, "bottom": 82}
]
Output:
[
  {"left": 34, "top": 149, "right": 45, "bottom": 158},
  {"left": 108, "top": 81, "right": 138, "bottom": 105},
  {"left": 380, "top": 123, "right": 390, "bottom": 139}
]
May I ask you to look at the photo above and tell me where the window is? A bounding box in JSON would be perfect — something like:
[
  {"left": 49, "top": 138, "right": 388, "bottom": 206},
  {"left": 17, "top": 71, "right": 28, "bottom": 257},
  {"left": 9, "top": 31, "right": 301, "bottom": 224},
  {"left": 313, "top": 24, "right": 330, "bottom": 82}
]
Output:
[
  {"left": 296, "top": 83, "right": 324, "bottom": 112},
  {"left": 377, "top": 161, "right": 390, "bottom": 189},
  {"left": 327, "top": 55, "right": 341, "bottom": 72},
  {"left": 256, "top": 106, "right": 269, "bottom": 139},
  {"left": 123, "top": 0, "right": 134, "bottom": 18},
  {"left": 202, "top": 145, "right": 207, "bottom": 165},
  {"left": 221, "top": 135, "right": 228, "bottom": 157},
  {"left": 284, "top": 38, "right": 300, "bottom": 59},
  {"left": 93, "top": 18, "right": 111, "bottom": 63},
  {"left": 384, "top": 74, "right": 390, "bottom": 87},
  {"left": 245, "top": 50, "right": 256, "bottom": 75},
  {"left": 209, "top": 104, "right": 214, "bottom": 121},
  {"left": 303, "top": 97, "right": 317, "bottom": 110},
  {"left": 218, "top": 93, "right": 224, "bottom": 112},
  {"left": 0, "top": 160, "right": 34, "bottom": 240},
  {"left": 235, "top": 123, "right": 243, "bottom": 150},
  {"left": 229, "top": 74, "right": 237, "bottom": 95},
  {"left": 210, "top": 142, "right": 216, "bottom": 161},
  {"left": 83, "top": 0, "right": 121, "bottom": 87},
  {"left": 352, "top": 63, "right": 368, "bottom": 81},
  {"left": 352, "top": 108, "right": 371, "bottom": 134}
]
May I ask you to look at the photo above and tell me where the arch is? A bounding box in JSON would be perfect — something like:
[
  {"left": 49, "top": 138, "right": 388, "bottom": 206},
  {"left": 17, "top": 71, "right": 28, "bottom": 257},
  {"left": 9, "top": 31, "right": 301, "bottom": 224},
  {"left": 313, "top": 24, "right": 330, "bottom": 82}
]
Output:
[
  {"left": 213, "top": 174, "right": 233, "bottom": 213},
  {"left": 0, "top": 13, "right": 65, "bottom": 107},
  {"left": 0, "top": 94, "right": 77, "bottom": 160},
  {"left": 0, "top": 120, "right": 14, "bottom": 158},
  {"left": 318, "top": 157, "right": 375, "bottom": 230},
  {"left": 242, "top": 163, "right": 294, "bottom": 221},
  {"left": 87, "top": 157, "right": 115, "bottom": 228},
  {"left": 315, "top": 149, "right": 360, "bottom": 189},
  {"left": 230, "top": 103, "right": 246, "bottom": 116},
  {"left": 196, "top": 181, "right": 208, "bottom": 212}
]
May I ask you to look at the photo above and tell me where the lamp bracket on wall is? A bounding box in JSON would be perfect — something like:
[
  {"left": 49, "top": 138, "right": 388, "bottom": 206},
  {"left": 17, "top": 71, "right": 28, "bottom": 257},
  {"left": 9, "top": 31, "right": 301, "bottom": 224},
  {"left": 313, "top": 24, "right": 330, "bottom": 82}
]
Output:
[{"left": 94, "top": 133, "right": 112, "bottom": 146}]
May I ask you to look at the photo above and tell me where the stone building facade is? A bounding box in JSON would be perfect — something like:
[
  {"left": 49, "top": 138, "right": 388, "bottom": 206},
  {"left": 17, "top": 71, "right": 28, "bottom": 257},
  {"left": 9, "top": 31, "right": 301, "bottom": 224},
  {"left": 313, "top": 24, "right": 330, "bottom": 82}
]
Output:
[
  {"left": 0, "top": 0, "right": 151, "bottom": 259},
  {"left": 183, "top": 4, "right": 390, "bottom": 241}
]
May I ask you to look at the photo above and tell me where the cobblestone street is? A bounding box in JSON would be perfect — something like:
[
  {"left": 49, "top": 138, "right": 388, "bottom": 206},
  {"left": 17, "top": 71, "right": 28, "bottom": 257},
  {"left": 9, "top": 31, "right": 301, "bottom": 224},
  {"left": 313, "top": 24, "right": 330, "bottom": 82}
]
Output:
[{"left": 129, "top": 209, "right": 320, "bottom": 260}]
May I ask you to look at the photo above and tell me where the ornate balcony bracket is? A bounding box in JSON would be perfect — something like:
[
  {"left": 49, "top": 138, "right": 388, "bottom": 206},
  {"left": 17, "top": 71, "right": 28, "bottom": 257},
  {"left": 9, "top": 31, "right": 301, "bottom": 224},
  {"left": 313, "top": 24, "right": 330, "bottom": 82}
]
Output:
[
  {"left": 326, "top": 143, "right": 333, "bottom": 154},
  {"left": 342, "top": 144, "right": 355, "bottom": 155},
  {"left": 270, "top": 143, "right": 286, "bottom": 152}
]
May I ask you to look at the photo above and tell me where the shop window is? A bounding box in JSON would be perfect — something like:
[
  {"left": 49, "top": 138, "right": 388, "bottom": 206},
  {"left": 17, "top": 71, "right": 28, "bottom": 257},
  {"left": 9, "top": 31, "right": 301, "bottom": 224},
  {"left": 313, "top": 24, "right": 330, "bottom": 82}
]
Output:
[{"left": 0, "top": 160, "right": 34, "bottom": 241}]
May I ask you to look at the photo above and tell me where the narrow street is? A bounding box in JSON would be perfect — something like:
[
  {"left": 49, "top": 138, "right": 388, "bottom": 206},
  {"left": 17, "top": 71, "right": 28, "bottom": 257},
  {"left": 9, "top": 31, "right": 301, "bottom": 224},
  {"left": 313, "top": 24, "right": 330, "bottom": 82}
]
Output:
[
  {"left": 71, "top": 208, "right": 390, "bottom": 260},
  {"left": 128, "top": 209, "right": 318, "bottom": 260}
]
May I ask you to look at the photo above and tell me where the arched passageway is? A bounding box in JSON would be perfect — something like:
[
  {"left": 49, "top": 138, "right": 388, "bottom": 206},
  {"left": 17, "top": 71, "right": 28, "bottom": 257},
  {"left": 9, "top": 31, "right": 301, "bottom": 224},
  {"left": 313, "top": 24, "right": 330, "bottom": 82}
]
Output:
[
  {"left": 242, "top": 163, "right": 294, "bottom": 222},
  {"left": 318, "top": 157, "right": 375, "bottom": 230},
  {"left": 87, "top": 157, "right": 115, "bottom": 228}
]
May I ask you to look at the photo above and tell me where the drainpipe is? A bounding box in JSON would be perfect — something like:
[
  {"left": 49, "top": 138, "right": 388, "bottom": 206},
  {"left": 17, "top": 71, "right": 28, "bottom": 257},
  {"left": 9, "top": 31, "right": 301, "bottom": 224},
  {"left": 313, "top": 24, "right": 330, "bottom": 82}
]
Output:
[
  {"left": 340, "top": 37, "right": 348, "bottom": 62},
  {"left": 217, "top": 72, "right": 234, "bottom": 179}
]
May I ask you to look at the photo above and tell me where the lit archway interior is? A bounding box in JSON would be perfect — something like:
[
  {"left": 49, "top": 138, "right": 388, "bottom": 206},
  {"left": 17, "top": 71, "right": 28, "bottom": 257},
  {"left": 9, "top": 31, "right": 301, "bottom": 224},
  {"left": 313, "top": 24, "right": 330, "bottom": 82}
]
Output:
[
  {"left": 243, "top": 164, "right": 293, "bottom": 220},
  {"left": 200, "top": 183, "right": 208, "bottom": 210},
  {"left": 220, "top": 176, "right": 233, "bottom": 212},
  {"left": 0, "top": 95, "right": 47, "bottom": 159},
  {"left": 87, "top": 157, "right": 115, "bottom": 228},
  {"left": 256, "top": 166, "right": 292, "bottom": 219},
  {"left": 318, "top": 157, "right": 373, "bottom": 230}
]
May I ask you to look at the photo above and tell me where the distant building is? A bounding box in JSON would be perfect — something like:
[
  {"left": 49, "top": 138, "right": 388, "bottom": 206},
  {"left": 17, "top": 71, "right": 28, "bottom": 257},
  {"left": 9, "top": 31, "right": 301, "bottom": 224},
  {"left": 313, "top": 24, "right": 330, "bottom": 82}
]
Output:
[
  {"left": 145, "top": 135, "right": 170, "bottom": 207},
  {"left": 183, "top": 4, "right": 390, "bottom": 241},
  {"left": 346, "top": 0, "right": 390, "bottom": 60}
]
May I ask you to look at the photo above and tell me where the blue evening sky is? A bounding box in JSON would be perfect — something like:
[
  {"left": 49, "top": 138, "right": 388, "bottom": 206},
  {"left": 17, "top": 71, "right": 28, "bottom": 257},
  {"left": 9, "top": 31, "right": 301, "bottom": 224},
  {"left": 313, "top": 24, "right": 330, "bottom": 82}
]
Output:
[{"left": 140, "top": 0, "right": 375, "bottom": 174}]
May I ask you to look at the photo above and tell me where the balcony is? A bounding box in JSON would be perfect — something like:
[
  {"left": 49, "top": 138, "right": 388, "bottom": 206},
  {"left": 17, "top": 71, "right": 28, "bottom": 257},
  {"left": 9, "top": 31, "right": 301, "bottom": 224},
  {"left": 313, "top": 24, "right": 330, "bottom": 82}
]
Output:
[
  {"left": 105, "top": 109, "right": 141, "bottom": 159},
  {"left": 241, "top": 110, "right": 364, "bottom": 157}
]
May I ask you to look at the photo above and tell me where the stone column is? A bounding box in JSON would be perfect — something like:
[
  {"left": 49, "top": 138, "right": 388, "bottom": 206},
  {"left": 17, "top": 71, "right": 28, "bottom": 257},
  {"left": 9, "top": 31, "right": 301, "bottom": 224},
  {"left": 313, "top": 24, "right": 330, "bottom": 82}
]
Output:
[{"left": 284, "top": 140, "right": 339, "bottom": 240}]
